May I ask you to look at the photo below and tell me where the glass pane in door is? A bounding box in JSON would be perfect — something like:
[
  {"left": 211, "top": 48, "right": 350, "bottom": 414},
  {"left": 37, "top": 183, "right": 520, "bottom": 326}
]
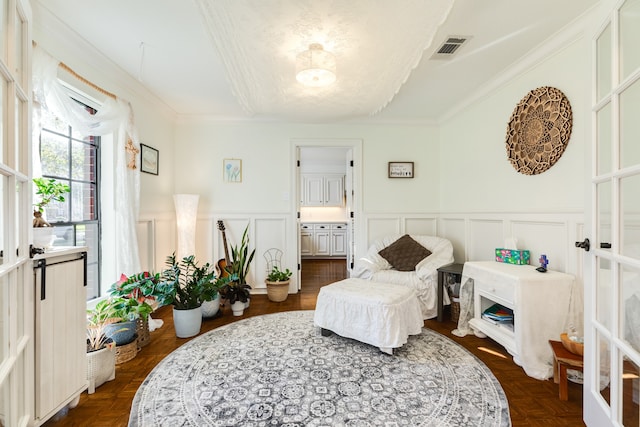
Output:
[
  {"left": 621, "top": 174, "right": 640, "bottom": 260},
  {"left": 621, "top": 265, "right": 640, "bottom": 352},
  {"left": 13, "top": 9, "right": 24, "bottom": 83},
  {"left": 0, "top": 175, "right": 3, "bottom": 266},
  {"left": 620, "top": 0, "right": 640, "bottom": 82},
  {"left": 620, "top": 353, "right": 639, "bottom": 426},
  {"left": 0, "top": 1, "right": 6, "bottom": 61},
  {"left": 0, "top": 77, "right": 5, "bottom": 164},
  {"left": 598, "top": 180, "right": 612, "bottom": 251},
  {"left": 598, "top": 331, "right": 613, "bottom": 406},
  {"left": 597, "top": 102, "right": 612, "bottom": 175},
  {"left": 597, "top": 22, "right": 612, "bottom": 100},
  {"left": 597, "top": 257, "right": 613, "bottom": 327},
  {"left": 0, "top": 275, "right": 6, "bottom": 363},
  {"left": 620, "top": 79, "right": 640, "bottom": 169}
]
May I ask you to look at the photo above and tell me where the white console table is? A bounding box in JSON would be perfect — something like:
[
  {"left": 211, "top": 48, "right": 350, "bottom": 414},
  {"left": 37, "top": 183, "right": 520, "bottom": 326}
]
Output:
[{"left": 463, "top": 261, "right": 574, "bottom": 380}]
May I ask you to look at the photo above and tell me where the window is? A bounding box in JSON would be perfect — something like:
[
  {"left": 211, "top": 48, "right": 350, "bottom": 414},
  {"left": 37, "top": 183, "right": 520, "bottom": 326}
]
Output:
[{"left": 38, "top": 104, "right": 101, "bottom": 299}]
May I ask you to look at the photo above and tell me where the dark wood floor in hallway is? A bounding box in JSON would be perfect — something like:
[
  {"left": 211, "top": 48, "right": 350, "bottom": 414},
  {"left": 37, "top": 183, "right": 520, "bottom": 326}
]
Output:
[{"left": 44, "top": 259, "right": 585, "bottom": 427}]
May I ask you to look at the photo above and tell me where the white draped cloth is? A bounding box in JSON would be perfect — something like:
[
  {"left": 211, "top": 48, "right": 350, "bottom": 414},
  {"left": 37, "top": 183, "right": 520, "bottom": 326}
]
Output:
[
  {"left": 314, "top": 278, "right": 424, "bottom": 351},
  {"left": 32, "top": 46, "right": 142, "bottom": 275},
  {"left": 453, "top": 261, "right": 574, "bottom": 380}
]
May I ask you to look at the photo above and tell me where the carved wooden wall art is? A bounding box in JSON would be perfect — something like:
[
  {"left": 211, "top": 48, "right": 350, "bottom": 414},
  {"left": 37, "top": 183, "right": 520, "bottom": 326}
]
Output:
[{"left": 505, "top": 86, "right": 573, "bottom": 175}]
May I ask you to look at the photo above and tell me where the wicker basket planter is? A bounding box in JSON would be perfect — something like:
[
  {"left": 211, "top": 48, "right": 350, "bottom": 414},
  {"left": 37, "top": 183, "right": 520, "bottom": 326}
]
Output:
[
  {"left": 86, "top": 343, "right": 116, "bottom": 394},
  {"left": 115, "top": 335, "right": 138, "bottom": 364},
  {"left": 266, "top": 280, "right": 290, "bottom": 302}
]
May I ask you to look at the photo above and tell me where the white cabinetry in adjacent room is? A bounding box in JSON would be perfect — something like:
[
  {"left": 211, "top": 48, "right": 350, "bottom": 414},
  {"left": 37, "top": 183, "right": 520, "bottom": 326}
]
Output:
[
  {"left": 301, "top": 174, "right": 344, "bottom": 207},
  {"left": 300, "top": 223, "right": 348, "bottom": 257}
]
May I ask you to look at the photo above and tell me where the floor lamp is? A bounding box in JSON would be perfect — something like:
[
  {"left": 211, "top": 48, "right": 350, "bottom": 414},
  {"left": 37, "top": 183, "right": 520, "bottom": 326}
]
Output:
[{"left": 173, "top": 194, "right": 199, "bottom": 259}]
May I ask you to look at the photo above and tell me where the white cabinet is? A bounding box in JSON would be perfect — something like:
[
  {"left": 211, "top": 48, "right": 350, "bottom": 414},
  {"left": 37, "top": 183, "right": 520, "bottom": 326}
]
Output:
[
  {"left": 33, "top": 248, "right": 88, "bottom": 426},
  {"left": 330, "top": 224, "right": 347, "bottom": 256},
  {"left": 301, "top": 223, "right": 348, "bottom": 257},
  {"left": 302, "top": 174, "right": 344, "bottom": 207},
  {"left": 465, "top": 261, "right": 574, "bottom": 379}
]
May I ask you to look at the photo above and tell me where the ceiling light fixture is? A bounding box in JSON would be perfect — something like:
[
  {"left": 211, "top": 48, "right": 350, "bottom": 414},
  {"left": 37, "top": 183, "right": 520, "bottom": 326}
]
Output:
[{"left": 295, "top": 43, "right": 336, "bottom": 87}]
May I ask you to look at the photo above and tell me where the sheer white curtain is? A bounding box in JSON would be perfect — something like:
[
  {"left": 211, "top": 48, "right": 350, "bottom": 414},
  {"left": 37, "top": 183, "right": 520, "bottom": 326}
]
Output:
[{"left": 32, "top": 45, "right": 142, "bottom": 275}]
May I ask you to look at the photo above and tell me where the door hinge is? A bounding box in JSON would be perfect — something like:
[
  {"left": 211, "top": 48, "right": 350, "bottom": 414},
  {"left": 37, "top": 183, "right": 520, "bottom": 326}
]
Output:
[
  {"left": 297, "top": 160, "right": 300, "bottom": 167},
  {"left": 350, "top": 160, "right": 354, "bottom": 167},
  {"left": 350, "top": 211, "right": 354, "bottom": 218}
]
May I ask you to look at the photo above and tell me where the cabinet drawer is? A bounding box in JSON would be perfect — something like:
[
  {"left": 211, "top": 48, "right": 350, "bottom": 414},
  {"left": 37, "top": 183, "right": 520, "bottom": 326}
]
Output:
[
  {"left": 314, "top": 223, "right": 330, "bottom": 230},
  {"left": 475, "top": 280, "right": 514, "bottom": 305},
  {"left": 300, "top": 224, "right": 313, "bottom": 230},
  {"left": 331, "top": 224, "right": 347, "bottom": 230}
]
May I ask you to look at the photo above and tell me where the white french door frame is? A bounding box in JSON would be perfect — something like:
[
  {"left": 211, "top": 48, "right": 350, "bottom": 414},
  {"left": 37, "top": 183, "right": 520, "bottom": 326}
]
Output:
[
  {"left": 585, "top": 0, "right": 640, "bottom": 425},
  {"left": 0, "top": 0, "right": 33, "bottom": 426}
]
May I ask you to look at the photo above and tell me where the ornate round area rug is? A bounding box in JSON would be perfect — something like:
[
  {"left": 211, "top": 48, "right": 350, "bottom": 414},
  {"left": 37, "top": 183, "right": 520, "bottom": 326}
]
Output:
[{"left": 129, "top": 311, "right": 511, "bottom": 426}]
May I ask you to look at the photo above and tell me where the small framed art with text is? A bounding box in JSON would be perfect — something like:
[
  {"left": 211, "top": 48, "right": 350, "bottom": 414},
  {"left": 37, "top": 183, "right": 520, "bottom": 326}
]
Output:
[{"left": 388, "top": 162, "right": 414, "bottom": 178}]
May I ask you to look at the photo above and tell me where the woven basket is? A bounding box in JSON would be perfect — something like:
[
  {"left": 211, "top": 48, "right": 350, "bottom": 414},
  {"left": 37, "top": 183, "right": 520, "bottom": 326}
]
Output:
[
  {"left": 115, "top": 335, "right": 138, "bottom": 364},
  {"left": 266, "top": 280, "right": 290, "bottom": 302},
  {"left": 136, "top": 317, "right": 151, "bottom": 348},
  {"left": 450, "top": 300, "right": 461, "bottom": 323}
]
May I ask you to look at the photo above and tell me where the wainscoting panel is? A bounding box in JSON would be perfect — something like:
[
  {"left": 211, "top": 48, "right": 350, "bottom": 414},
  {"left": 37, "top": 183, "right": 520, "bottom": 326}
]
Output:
[
  {"left": 511, "top": 220, "right": 568, "bottom": 271},
  {"left": 468, "top": 219, "right": 504, "bottom": 261},
  {"left": 153, "top": 218, "right": 176, "bottom": 273},
  {"left": 404, "top": 217, "right": 438, "bottom": 236},
  {"left": 439, "top": 218, "right": 466, "bottom": 264},
  {"left": 136, "top": 220, "right": 154, "bottom": 272},
  {"left": 254, "top": 218, "right": 290, "bottom": 291},
  {"left": 365, "top": 217, "right": 401, "bottom": 246}
]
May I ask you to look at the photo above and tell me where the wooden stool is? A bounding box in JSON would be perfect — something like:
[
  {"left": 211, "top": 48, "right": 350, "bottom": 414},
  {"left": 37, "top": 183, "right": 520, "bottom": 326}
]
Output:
[{"left": 549, "top": 340, "right": 584, "bottom": 400}]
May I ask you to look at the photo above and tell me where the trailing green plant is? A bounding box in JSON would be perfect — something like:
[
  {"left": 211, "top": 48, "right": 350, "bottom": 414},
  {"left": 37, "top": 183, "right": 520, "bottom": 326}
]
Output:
[
  {"left": 33, "top": 177, "right": 70, "bottom": 214},
  {"left": 266, "top": 266, "right": 292, "bottom": 282},
  {"left": 86, "top": 299, "right": 124, "bottom": 352},
  {"left": 227, "top": 224, "right": 256, "bottom": 285},
  {"left": 201, "top": 274, "right": 235, "bottom": 302}
]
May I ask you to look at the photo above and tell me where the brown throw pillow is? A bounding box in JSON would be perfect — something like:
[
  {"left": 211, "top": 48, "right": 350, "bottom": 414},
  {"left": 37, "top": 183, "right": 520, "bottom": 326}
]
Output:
[{"left": 378, "top": 235, "right": 432, "bottom": 271}]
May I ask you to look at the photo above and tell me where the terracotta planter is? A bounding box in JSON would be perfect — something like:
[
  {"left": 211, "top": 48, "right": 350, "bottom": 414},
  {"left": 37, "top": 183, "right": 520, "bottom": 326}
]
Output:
[
  {"left": 173, "top": 306, "right": 202, "bottom": 338},
  {"left": 266, "top": 280, "right": 290, "bottom": 302}
]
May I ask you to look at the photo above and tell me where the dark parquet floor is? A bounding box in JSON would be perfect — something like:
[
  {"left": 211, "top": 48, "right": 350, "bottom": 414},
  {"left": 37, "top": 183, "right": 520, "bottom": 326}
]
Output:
[{"left": 44, "top": 259, "right": 586, "bottom": 427}]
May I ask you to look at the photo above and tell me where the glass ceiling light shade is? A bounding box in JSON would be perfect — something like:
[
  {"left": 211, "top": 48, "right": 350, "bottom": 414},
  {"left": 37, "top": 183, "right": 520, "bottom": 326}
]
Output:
[{"left": 296, "top": 43, "right": 336, "bottom": 87}]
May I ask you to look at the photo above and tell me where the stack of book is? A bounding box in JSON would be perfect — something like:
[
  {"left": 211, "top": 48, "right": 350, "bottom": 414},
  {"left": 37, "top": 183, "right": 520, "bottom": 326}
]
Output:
[{"left": 482, "top": 304, "right": 514, "bottom": 330}]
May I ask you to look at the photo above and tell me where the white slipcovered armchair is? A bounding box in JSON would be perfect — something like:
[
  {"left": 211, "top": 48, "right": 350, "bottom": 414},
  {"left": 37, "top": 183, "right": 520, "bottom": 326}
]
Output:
[{"left": 353, "top": 234, "right": 455, "bottom": 319}]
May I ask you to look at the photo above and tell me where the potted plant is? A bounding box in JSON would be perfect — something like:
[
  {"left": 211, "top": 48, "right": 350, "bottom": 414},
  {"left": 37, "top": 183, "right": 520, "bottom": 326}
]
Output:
[
  {"left": 86, "top": 299, "right": 121, "bottom": 394},
  {"left": 265, "top": 266, "right": 293, "bottom": 302},
  {"left": 105, "top": 296, "right": 153, "bottom": 346},
  {"left": 223, "top": 224, "right": 255, "bottom": 314},
  {"left": 109, "top": 271, "right": 161, "bottom": 347},
  {"left": 153, "top": 253, "right": 217, "bottom": 337},
  {"left": 200, "top": 275, "right": 234, "bottom": 318},
  {"left": 32, "top": 177, "right": 70, "bottom": 248},
  {"left": 218, "top": 280, "right": 252, "bottom": 316}
]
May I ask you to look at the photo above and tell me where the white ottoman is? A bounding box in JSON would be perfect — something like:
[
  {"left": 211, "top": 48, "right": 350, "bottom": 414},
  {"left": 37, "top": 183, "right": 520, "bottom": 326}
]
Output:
[{"left": 314, "top": 278, "right": 424, "bottom": 354}]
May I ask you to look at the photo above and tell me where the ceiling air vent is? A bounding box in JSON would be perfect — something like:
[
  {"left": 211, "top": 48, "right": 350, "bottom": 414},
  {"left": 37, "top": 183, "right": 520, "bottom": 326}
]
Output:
[{"left": 430, "top": 36, "right": 470, "bottom": 59}]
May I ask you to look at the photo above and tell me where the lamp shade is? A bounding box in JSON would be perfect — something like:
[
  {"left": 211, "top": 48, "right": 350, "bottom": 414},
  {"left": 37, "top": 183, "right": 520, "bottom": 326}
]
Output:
[
  {"left": 173, "top": 194, "right": 199, "bottom": 259},
  {"left": 296, "top": 43, "right": 336, "bottom": 87}
]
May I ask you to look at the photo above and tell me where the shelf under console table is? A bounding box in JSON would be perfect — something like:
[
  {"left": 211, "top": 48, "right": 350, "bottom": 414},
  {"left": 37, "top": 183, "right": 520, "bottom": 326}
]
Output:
[{"left": 463, "top": 261, "right": 574, "bottom": 380}]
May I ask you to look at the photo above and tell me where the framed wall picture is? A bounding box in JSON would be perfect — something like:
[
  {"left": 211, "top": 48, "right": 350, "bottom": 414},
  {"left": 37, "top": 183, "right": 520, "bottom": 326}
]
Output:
[
  {"left": 140, "top": 144, "right": 159, "bottom": 175},
  {"left": 388, "top": 161, "right": 414, "bottom": 178},
  {"left": 223, "top": 158, "right": 242, "bottom": 183}
]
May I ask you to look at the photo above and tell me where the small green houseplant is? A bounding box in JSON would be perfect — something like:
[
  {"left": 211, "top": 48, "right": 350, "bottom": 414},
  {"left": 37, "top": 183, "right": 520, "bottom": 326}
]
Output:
[
  {"left": 86, "top": 299, "right": 121, "bottom": 393},
  {"left": 265, "top": 266, "right": 293, "bottom": 302},
  {"left": 221, "top": 224, "right": 255, "bottom": 315},
  {"left": 33, "top": 177, "right": 70, "bottom": 227}
]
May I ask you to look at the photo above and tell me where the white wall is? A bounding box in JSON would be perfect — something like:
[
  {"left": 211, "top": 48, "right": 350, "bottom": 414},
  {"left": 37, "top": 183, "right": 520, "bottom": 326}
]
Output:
[{"left": 437, "top": 12, "right": 596, "bottom": 278}]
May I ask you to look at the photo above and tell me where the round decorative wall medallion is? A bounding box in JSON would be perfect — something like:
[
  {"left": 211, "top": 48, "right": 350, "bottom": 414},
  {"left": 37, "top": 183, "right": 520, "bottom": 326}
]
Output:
[{"left": 505, "top": 86, "right": 573, "bottom": 175}]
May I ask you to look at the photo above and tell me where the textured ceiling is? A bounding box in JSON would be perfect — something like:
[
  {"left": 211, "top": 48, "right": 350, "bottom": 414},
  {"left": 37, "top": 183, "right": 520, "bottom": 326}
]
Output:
[{"left": 34, "top": 0, "right": 599, "bottom": 123}]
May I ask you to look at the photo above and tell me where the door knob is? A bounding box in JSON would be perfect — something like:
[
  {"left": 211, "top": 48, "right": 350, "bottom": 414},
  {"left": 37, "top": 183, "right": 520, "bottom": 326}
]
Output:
[{"left": 575, "top": 238, "right": 590, "bottom": 252}]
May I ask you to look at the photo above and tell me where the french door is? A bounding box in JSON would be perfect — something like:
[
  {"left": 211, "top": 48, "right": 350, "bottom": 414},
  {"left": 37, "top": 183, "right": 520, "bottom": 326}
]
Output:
[{"left": 585, "top": 0, "right": 640, "bottom": 425}]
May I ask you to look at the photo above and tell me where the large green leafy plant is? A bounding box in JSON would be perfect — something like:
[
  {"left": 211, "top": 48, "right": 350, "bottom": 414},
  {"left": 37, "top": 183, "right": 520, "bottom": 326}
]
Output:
[
  {"left": 155, "top": 254, "right": 217, "bottom": 310},
  {"left": 32, "top": 177, "right": 70, "bottom": 227}
]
